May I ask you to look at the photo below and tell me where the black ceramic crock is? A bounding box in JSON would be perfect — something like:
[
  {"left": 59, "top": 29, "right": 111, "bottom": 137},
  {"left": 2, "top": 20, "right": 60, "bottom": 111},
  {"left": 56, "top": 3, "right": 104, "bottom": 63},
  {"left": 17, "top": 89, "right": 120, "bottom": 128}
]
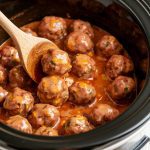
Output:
[{"left": 0, "top": 0, "right": 150, "bottom": 149}]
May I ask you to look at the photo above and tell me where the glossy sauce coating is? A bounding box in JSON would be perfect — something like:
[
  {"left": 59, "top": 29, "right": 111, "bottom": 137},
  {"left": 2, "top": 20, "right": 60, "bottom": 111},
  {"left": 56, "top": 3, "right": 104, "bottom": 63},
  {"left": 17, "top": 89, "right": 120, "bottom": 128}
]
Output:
[{"left": 0, "top": 18, "right": 135, "bottom": 136}]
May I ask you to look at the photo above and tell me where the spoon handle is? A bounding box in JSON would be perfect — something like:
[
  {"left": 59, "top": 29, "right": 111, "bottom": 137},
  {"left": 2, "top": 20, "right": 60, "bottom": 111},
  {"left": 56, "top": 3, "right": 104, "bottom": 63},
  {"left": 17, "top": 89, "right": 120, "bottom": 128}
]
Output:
[{"left": 0, "top": 11, "right": 25, "bottom": 44}]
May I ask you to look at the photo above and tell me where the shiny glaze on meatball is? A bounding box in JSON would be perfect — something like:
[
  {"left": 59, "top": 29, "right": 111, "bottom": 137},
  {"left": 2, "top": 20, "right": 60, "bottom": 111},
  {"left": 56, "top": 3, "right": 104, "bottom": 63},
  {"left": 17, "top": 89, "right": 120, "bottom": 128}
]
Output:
[
  {"left": 63, "top": 115, "right": 93, "bottom": 135},
  {"left": 38, "top": 16, "right": 67, "bottom": 41},
  {"left": 37, "top": 76, "right": 69, "bottom": 106},
  {"left": 0, "top": 46, "right": 20, "bottom": 67},
  {"left": 72, "top": 54, "right": 96, "bottom": 79},
  {"left": 69, "top": 81, "right": 96, "bottom": 105},
  {"left": 91, "top": 104, "right": 119, "bottom": 125},
  {"left": 0, "top": 65, "right": 7, "bottom": 84},
  {"left": 3, "top": 87, "right": 34, "bottom": 116},
  {"left": 35, "top": 126, "right": 58, "bottom": 136},
  {"left": 107, "top": 76, "right": 135, "bottom": 100},
  {"left": 70, "top": 20, "right": 94, "bottom": 38},
  {"left": 41, "top": 49, "right": 72, "bottom": 75},
  {"left": 106, "top": 55, "right": 134, "bottom": 79},
  {"left": 28, "top": 104, "right": 60, "bottom": 128},
  {"left": 9, "top": 65, "right": 32, "bottom": 88},
  {"left": 65, "top": 31, "right": 94, "bottom": 53},
  {"left": 0, "top": 86, "right": 8, "bottom": 103},
  {"left": 6, "top": 115, "right": 32, "bottom": 134},
  {"left": 96, "top": 35, "right": 123, "bottom": 58}
]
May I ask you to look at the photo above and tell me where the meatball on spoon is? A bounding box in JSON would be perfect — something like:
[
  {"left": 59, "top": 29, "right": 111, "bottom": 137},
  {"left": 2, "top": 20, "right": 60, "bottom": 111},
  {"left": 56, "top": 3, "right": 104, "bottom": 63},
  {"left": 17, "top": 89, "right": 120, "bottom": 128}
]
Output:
[{"left": 0, "top": 11, "right": 60, "bottom": 82}]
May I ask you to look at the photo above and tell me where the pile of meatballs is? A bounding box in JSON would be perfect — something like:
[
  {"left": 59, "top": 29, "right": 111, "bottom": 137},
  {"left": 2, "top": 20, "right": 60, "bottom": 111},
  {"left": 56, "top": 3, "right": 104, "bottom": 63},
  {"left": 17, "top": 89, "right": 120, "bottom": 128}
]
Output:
[{"left": 0, "top": 16, "right": 135, "bottom": 136}]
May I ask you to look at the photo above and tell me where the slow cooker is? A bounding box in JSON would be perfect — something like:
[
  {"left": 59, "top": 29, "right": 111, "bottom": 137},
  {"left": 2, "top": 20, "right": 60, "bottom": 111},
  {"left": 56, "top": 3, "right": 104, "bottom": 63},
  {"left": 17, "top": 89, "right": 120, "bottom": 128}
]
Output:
[{"left": 0, "top": 0, "right": 150, "bottom": 149}]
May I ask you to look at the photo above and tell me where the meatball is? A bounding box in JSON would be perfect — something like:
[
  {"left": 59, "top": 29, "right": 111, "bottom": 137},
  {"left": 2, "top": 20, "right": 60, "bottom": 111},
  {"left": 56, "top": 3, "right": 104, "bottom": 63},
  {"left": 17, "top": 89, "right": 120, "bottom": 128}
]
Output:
[
  {"left": 37, "top": 76, "right": 69, "bottom": 106},
  {"left": 6, "top": 115, "right": 32, "bottom": 134},
  {"left": 96, "top": 35, "right": 123, "bottom": 58},
  {"left": 35, "top": 126, "right": 58, "bottom": 136},
  {"left": 9, "top": 65, "right": 32, "bottom": 88},
  {"left": 69, "top": 81, "right": 96, "bottom": 105},
  {"left": 63, "top": 115, "right": 93, "bottom": 135},
  {"left": 65, "top": 31, "right": 94, "bottom": 53},
  {"left": 0, "top": 86, "right": 8, "bottom": 103},
  {"left": 0, "top": 46, "right": 20, "bottom": 67},
  {"left": 70, "top": 20, "right": 94, "bottom": 38},
  {"left": 21, "top": 27, "right": 38, "bottom": 36},
  {"left": 38, "top": 16, "right": 67, "bottom": 41},
  {"left": 91, "top": 104, "right": 119, "bottom": 125},
  {"left": 72, "top": 54, "right": 96, "bottom": 79},
  {"left": 28, "top": 104, "right": 60, "bottom": 128},
  {"left": 107, "top": 76, "right": 135, "bottom": 100},
  {"left": 0, "top": 65, "right": 8, "bottom": 84},
  {"left": 106, "top": 55, "right": 134, "bottom": 79},
  {"left": 3, "top": 87, "right": 34, "bottom": 116},
  {"left": 41, "top": 49, "right": 72, "bottom": 75}
]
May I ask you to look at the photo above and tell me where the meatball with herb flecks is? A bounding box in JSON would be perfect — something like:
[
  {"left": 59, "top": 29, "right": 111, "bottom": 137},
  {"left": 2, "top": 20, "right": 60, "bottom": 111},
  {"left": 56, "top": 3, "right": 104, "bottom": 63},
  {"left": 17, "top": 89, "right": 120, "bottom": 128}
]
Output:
[
  {"left": 41, "top": 49, "right": 72, "bottom": 75},
  {"left": 9, "top": 65, "right": 32, "bottom": 88},
  {"left": 107, "top": 76, "right": 135, "bottom": 100},
  {"left": 69, "top": 81, "right": 96, "bottom": 105},
  {"left": 70, "top": 20, "right": 94, "bottom": 38},
  {"left": 65, "top": 31, "right": 94, "bottom": 54},
  {"left": 6, "top": 115, "right": 32, "bottom": 134},
  {"left": 37, "top": 76, "right": 69, "bottom": 106},
  {"left": 0, "top": 46, "right": 20, "bottom": 67},
  {"left": 106, "top": 55, "right": 134, "bottom": 79},
  {"left": 96, "top": 35, "right": 123, "bottom": 58},
  {"left": 0, "top": 86, "right": 8, "bottom": 103},
  {"left": 3, "top": 87, "right": 34, "bottom": 116},
  {"left": 63, "top": 115, "right": 93, "bottom": 135},
  {"left": 28, "top": 104, "right": 60, "bottom": 128},
  {"left": 35, "top": 126, "right": 58, "bottom": 136},
  {"left": 38, "top": 16, "right": 67, "bottom": 41},
  {"left": 0, "top": 65, "right": 7, "bottom": 84},
  {"left": 91, "top": 104, "right": 119, "bottom": 125},
  {"left": 72, "top": 54, "right": 96, "bottom": 79}
]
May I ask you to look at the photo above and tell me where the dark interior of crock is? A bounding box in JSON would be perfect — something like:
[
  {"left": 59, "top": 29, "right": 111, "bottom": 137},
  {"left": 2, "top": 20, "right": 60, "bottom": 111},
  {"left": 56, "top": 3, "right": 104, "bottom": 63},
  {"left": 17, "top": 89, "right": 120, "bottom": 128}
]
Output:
[{"left": 0, "top": 0, "right": 149, "bottom": 149}]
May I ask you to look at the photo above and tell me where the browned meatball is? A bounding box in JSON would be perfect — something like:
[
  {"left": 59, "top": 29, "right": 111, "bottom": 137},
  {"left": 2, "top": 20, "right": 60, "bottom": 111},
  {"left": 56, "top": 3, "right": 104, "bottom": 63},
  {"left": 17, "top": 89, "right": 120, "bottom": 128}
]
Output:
[
  {"left": 28, "top": 104, "right": 60, "bottom": 128},
  {"left": 41, "top": 49, "right": 72, "bottom": 75},
  {"left": 38, "top": 16, "right": 67, "bottom": 41},
  {"left": 9, "top": 65, "right": 32, "bottom": 88},
  {"left": 96, "top": 35, "right": 123, "bottom": 58},
  {"left": 3, "top": 87, "right": 34, "bottom": 116},
  {"left": 69, "top": 81, "right": 96, "bottom": 105},
  {"left": 21, "top": 27, "right": 38, "bottom": 36},
  {"left": 0, "top": 65, "right": 8, "bottom": 84},
  {"left": 0, "top": 46, "right": 20, "bottom": 67},
  {"left": 65, "top": 31, "right": 94, "bottom": 53},
  {"left": 72, "top": 54, "right": 96, "bottom": 79},
  {"left": 63, "top": 115, "right": 93, "bottom": 135},
  {"left": 70, "top": 20, "right": 94, "bottom": 38},
  {"left": 35, "top": 126, "right": 58, "bottom": 136},
  {"left": 107, "top": 76, "right": 135, "bottom": 100},
  {"left": 6, "top": 115, "right": 32, "bottom": 134},
  {"left": 106, "top": 55, "right": 134, "bottom": 79},
  {"left": 37, "top": 76, "right": 69, "bottom": 106},
  {"left": 0, "top": 86, "right": 8, "bottom": 103},
  {"left": 91, "top": 104, "right": 119, "bottom": 125}
]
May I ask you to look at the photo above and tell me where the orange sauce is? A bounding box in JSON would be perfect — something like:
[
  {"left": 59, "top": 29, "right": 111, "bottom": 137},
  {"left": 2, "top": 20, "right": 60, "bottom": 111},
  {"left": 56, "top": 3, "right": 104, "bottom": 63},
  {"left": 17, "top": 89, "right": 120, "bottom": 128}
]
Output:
[{"left": 0, "top": 19, "right": 131, "bottom": 131}]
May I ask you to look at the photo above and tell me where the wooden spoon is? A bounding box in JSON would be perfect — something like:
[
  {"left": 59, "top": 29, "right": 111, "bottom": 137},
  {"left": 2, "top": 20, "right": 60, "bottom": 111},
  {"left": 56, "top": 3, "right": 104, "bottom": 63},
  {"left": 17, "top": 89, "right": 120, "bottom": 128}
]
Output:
[{"left": 0, "top": 11, "right": 60, "bottom": 82}]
